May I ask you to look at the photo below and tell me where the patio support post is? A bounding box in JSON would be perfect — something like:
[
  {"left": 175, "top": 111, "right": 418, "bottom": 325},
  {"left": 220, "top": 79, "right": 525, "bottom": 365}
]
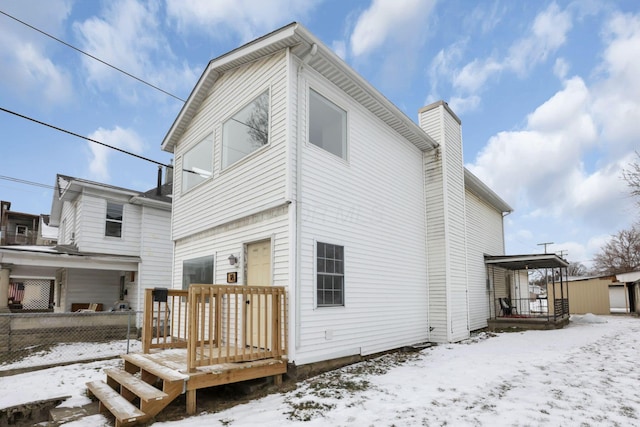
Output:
[{"left": 0, "top": 267, "right": 10, "bottom": 313}]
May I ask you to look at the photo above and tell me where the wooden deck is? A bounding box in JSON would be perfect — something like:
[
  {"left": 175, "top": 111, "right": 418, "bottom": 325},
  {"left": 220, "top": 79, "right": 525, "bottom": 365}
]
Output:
[{"left": 88, "top": 285, "right": 288, "bottom": 426}]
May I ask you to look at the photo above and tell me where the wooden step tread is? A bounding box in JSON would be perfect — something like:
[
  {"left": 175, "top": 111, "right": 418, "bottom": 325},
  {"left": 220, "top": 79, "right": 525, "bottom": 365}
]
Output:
[
  {"left": 87, "top": 380, "right": 146, "bottom": 423},
  {"left": 122, "top": 353, "right": 188, "bottom": 382},
  {"left": 105, "top": 368, "right": 168, "bottom": 401}
]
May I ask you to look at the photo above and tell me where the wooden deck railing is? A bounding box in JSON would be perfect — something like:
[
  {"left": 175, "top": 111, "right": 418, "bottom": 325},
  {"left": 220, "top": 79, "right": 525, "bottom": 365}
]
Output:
[
  {"left": 141, "top": 288, "right": 189, "bottom": 353},
  {"left": 187, "top": 285, "right": 287, "bottom": 372},
  {"left": 141, "top": 285, "right": 288, "bottom": 372}
]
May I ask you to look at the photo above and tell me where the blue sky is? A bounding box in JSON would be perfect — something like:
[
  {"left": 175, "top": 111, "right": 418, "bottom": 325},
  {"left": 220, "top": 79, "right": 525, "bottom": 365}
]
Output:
[{"left": 0, "top": 0, "right": 638, "bottom": 267}]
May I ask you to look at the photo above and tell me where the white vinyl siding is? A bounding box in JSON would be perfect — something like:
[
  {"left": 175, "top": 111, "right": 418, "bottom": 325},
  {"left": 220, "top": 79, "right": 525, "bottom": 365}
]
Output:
[
  {"left": 171, "top": 206, "right": 289, "bottom": 291},
  {"left": 171, "top": 51, "right": 288, "bottom": 241},
  {"left": 63, "top": 268, "right": 122, "bottom": 312},
  {"left": 294, "top": 67, "right": 428, "bottom": 364},
  {"left": 420, "top": 103, "right": 469, "bottom": 343},
  {"left": 72, "top": 195, "right": 140, "bottom": 256},
  {"left": 465, "top": 189, "right": 505, "bottom": 331},
  {"left": 136, "top": 207, "right": 173, "bottom": 312}
]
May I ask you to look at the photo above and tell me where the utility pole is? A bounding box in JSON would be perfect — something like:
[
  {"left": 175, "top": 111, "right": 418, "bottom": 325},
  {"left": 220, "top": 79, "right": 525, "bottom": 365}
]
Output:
[
  {"left": 558, "top": 250, "right": 568, "bottom": 259},
  {"left": 537, "top": 242, "right": 554, "bottom": 254}
]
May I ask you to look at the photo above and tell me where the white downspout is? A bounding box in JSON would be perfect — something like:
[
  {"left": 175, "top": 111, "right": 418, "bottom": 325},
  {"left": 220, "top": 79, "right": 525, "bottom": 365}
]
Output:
[{"left": 295, "top": 43, "right": 317, "bottom": 349}]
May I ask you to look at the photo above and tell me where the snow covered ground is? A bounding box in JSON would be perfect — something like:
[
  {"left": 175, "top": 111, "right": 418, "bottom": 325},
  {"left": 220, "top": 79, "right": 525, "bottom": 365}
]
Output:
[{"left": 1, "top": 314, "right": 639, "bottom": 426}]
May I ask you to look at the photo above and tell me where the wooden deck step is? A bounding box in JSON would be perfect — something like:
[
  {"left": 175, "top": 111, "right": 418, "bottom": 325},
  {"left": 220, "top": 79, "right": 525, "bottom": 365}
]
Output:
[
  {"left": 122, "top": 353, "right": 188, "bottom": 383},
  {"left": 87, "top": 380, "right": 146, "bottom": 426},
  {"left": 105, "top": 368, "right": 168, "bottom": 401}
]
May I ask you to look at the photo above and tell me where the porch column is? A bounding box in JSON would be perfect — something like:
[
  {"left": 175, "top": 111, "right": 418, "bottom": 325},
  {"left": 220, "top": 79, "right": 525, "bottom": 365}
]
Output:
[{"left": 0, "top": 267, "right": 10, "bottom": 313}]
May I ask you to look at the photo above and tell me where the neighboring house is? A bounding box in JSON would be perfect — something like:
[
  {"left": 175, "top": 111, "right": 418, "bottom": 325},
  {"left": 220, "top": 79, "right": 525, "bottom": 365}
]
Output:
[
  {"left": 0, "top": 173, "right": 172, "bottom": 319},
  {"left": 0, "top": 201, "right": 42, "bottom": 246},
  {"left": 160, "top": 22, "right": 512, "bottom": 368}
]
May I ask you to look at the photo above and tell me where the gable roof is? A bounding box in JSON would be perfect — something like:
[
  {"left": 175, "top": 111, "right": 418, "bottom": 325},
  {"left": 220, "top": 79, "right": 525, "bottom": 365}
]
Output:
[
  {"left": 161, "top": 22, "right": 439, "bottom": 153},
  {"left": 50, "top": 174, "right": 172, "bottom": 226}
]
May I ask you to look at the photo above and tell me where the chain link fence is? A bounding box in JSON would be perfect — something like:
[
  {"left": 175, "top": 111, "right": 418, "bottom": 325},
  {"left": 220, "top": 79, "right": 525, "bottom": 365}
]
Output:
[{"left": 0, "top": 311, "right": 143, "bottom": 375}]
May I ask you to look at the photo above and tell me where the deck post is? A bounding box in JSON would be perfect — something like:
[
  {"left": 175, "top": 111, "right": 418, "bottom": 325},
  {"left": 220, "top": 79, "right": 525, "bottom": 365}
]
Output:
[
  {"left": 273, "top": 374, "right": 282, "bottom": 386},
  {"left": 142, "top": 289, "right": 153, "bottom": 353},
  {"left": 186, "top": 389, "right": 196, "bottom": 414}
]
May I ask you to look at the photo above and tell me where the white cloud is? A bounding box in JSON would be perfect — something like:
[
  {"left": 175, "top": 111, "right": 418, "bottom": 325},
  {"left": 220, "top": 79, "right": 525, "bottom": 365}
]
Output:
[
  {"left": 452, "top": 58, "right": 503, "bottom": 93},
  {"left": 166, "top": 0, "right": 321, "bottom": 42},
  {"left": 74, "top": 0, "right": 198, "bottom": 102},
  {"left": 0, "top": 0, "right": 73, "bottom": 105},
  {"left": 468, "top": 10, "right": 640, "bottom": 243},
  {"left": 332, "top": 40, "right": 347, "bottom": 60},
  {"left": 87, "top": 127, "right": 145, "bottom": 181},
  {"left": 447, "top": 95, "right": 480, "bottom": 115},
  {"left": 435, "top": 3, "right": 573, "bottom": 109},
  {"left": 553, "top": 58, "right": 570, "bottom": 79},
  {"left": 506, "top": 3, "right": 572, "bottom": 75},
  {"left": 590, "top": 12, "right": 640, "bottom": 157},
  {"left": 349, "top": 0, "right": 436, "bottom": 57}
]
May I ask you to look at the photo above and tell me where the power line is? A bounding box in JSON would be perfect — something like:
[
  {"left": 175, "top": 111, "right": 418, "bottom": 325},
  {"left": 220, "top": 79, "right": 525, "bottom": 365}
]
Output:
[
  {"left": 0, "top": 106, "right": 171, "bottom": 168},
  {"left": 0, "top": 9, "right": 186, "bottom": 103}
]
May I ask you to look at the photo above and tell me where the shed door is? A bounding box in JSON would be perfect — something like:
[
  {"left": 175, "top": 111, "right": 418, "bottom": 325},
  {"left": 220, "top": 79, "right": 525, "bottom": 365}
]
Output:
[{"left": 246, "top": 240, "right": 272, "bottom": 349}]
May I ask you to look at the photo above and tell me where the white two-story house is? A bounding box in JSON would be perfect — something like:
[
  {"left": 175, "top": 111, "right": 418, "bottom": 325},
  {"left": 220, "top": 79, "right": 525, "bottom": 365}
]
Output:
[
  {"left": 0, "top": 173, "right": 172, "bottom": 318},
  {"left": 161, "top": 23, "right": 511, "bottom": 367}
]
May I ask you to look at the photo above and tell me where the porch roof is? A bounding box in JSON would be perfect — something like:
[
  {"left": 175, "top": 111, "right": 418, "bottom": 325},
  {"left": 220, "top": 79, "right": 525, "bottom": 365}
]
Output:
[
  {"left": 485, "top": 253, "right": 569, "bottom": 270},
  {"left": 0, "top": 245, "right": 140, "bottom": 271}
]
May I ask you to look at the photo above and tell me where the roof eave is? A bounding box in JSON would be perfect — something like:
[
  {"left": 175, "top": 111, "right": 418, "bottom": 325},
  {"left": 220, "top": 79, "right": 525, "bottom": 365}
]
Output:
[
  {"left": 464, "top": 168, "right": 512, "bottom": 214},
  {"left": 161, "top": 23, "right": 300, "bottom": 153},
  {"left": 160, "top": 22, "right": 439, "bottom": 154}
]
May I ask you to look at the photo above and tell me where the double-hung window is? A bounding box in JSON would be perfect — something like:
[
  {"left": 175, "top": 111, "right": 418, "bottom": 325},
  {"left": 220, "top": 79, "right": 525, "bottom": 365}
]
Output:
[
  {"left": 182, "top": 255, "right": 214, "bottom": 290},
  {"left": 222, "top": 90, "right": 270, "bottom": 168},
  {"left": 316, "top": 242, "right": 344, "bottom": 307},
  {"left": 182, "top": 135, "right": 213, "bottom": 192},
  {"left": 105, "top": 202, "right": 123, "bottom": 238},
  {"left": 309, "top": 89, "right": 347, "bottom": 159}
]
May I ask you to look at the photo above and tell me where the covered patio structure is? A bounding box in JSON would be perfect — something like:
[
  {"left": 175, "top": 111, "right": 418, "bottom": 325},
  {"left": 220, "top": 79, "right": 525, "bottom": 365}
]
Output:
[{"left": 485, "top": 253, "right": 570, "bottom": 330}]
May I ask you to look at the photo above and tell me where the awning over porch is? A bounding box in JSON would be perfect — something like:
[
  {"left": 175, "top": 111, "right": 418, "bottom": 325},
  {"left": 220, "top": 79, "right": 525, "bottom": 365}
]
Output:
[
  {"left": 485, "top": 253, "right": 570, "bottom": 330},
  {"left": 0, "top": 245, "right": 140, "bottom": 271},
  {"left": 485, "top": 253, "right": 569, "bottom": 270}
]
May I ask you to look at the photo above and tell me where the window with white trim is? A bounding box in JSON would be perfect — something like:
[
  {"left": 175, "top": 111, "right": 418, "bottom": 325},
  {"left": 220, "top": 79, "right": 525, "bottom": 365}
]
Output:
[
  {"left": 182, "top": 135, "right": 213, "bottom": 192},
  {"left": 182, "top": 255, "right": 214, "bottom": 290},
  {"left": 105, "top": 202, "right": 123, "bottom": 238},
  {"left": 316, "top": 242, "right": 344, "bottom": 307},
  {"left": 309, "top": 89, "right": 347, "bottom": 159},
  {"left": 222, "top": 90, "right": 270, "bottom": 168}
]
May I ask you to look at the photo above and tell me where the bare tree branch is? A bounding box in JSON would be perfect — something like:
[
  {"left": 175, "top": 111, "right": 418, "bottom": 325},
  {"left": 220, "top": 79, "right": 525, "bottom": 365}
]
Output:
[
  {"left": 593, "top": 223, "right": 640, "bottom": 274},
  {"left": 622, "top": 151, "right": 640, "bottom": 202}
]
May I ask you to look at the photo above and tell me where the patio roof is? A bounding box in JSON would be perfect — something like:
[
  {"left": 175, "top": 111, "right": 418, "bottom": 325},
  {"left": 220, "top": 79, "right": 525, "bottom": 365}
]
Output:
[
  {"left": 485, "top": 254, "right": 569, "bottom": 270},
  {"left": 0, "top": 245, "right": 140, "bottom": 271}
]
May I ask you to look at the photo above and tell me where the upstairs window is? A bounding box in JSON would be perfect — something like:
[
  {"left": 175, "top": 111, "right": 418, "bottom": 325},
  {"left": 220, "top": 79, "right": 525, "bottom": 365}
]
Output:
[
  {"left": 222, "top": 90, "right": 270, "bottom": 168},
  {"left": 316, "top": 242, "right": 345, "bottom": 307},
  {"left": 309, "top": 89, "right": 347, "bottom": 159},
  {"left": 15, "top": 225, "right": 28, "bottom": 236},
  {"left": 105, "top": 202, "right": 123, "bottom": 238},
  {"left": 182, "top": 255, "right": 214, "bottom": 290},
  {"left": 182, "top": 135, "right": 213, "bottom": 192}
]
